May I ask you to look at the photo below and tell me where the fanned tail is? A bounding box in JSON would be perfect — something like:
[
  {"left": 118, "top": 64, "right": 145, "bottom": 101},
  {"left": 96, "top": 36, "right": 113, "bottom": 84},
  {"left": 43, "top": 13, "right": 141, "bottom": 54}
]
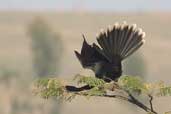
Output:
[{"left": 96, "top": 22, "right": 145, "bottom": 62}]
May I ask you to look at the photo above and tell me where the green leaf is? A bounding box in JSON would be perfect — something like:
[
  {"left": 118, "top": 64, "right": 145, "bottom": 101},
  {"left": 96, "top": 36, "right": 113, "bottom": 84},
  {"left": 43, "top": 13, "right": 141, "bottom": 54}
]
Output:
[
  {"left": 74, "top": 74, "right": 105, "bottom": 87},
  {"left": 86, "top": 87, "right": 106, "bottom": 96},
  {"left": 158, "top": 86, "right": 171, "bottom": 96},
  {"left": 118, "top": 75, "right": 146, "bottom": 94},
  {"left": 33, "top": 78, "right": 65, "bottom": 99}
]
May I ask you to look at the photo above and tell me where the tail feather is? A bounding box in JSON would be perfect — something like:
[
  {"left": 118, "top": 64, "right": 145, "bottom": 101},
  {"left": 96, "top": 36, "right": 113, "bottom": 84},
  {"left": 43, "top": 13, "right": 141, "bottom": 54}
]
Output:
[
  {"left": 109, "top": 24, "right": 117, "bottom": 55},
  {"left": 95, "top": 22, "right": 145, "bottom": 61},
  {"left": 92, "top": 43, "right": 111, "bottom": 61},
  {"left": 121, "top": 29, "right": 139, "bottom": 56},
  {"left": 121, "top": 26, "right": 137, "bottom": 55},
  {"left": 122, "top": 32, "right": 142, "bottom": 56},
  {"left": 120, "top": 25, "right": 136, "bottom": 56},
  {"left": 118, "top": 24, "right": 129, "bottom": 54},
  {"left": 97, "top": 32, "right": 112, "bottom": 62},
  {"left": 114, "top": 26, "right": 120, "bottom": 54},
  {"left": 107, "top": 26, "right": 114, "bottom": 55},
  {"left": 124, "top": 40, "right": 145, "bottom": 59}
]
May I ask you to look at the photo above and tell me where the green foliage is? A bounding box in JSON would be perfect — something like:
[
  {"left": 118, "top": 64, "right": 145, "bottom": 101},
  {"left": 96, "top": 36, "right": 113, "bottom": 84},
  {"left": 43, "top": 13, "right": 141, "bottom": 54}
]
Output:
[
  {"left": 74, "top": 74, "right": 106, "bottom": 87},
  {"left": 33, "top": 75, "right": 171, "bottom": 114},
  {"left": 156, "top": 82, "right": 171, "bottom": 96},
  {"left": 142, "top": 81, "right": 171, "bottom": 97},
  {"left": 33, "top": 78, "right": 76, "bottom": 101},
  {"left": 33, "top": 75, "right": 107, "bottom": 100},
  {"left": 34, "top": 75, "right": 149, "bottom": 100},
  {"left": 34, "top": 78, "right": 64, "bottom": 99},
  {"left": 36, "top": 78, "right": 50, "bottom": 87},
  {"left": 34, "top": 75, "right": 171, "bottom": 100},
  {"left": 159, "top": 86, "right": 171, "bottom": 96},
  {"left": 82, "top": 87, "right": 106, "bottom": 97},
  {"left": 118, "top": 75, "right": 171, "bottom": 97},
  {"left": 118, "top": 75, "right": 147, "bottom": 94}
]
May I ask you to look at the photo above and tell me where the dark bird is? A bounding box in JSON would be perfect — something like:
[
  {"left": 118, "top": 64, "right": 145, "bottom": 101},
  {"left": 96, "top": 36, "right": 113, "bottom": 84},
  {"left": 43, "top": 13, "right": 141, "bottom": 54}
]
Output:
[{"left": 75, "top": 22, "right": 145, "bottom": 82}]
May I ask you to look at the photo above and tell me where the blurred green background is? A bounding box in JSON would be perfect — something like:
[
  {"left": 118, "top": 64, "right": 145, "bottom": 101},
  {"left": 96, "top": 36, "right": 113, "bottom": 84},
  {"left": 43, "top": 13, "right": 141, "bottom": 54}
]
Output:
[{"left": 0, "top": 0, "right": 171, "bottom": 114}]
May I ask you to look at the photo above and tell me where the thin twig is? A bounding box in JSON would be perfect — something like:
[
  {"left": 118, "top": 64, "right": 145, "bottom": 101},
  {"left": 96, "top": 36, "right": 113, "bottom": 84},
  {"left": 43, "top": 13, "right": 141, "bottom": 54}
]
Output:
[
  {"left": 148, "top": 95, "right": 154, "bottom": 112},
  {"left": 117, "top": 87, "right": 157, "bottom": 114},
  {"left": 130, "top": 94, "right": 157, "bottom": 114}
]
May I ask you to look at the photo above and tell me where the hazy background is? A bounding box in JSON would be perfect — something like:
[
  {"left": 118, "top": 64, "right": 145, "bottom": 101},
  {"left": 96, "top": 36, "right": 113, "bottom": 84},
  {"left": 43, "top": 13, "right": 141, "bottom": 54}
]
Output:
[
  {"left": 1, "top": 0, "right": 171, "bottom": 11},
  {"left": 0, "top": 0, "right": 171, "bottom": 114}
]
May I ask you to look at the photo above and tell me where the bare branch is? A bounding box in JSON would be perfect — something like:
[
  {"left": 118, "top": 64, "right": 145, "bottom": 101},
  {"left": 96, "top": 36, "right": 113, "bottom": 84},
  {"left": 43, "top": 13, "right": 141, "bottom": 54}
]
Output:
[{"left": 148, "top": 95, "right": 154, "bottom": 112}]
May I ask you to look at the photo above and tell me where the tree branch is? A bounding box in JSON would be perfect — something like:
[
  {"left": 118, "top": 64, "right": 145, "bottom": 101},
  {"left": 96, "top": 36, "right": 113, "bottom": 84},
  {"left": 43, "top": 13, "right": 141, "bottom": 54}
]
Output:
[
  {"left": 148, "top": 95, "right": 154, "bottom": 112},
  {"left": 128, "top": 93, "right": 157, "bottom": 114},
  {"left": 65, "top": 85, "right": 158, "bottom": 114},
  {"left": 35, "top": 77, "right": 159, "bottom": 114}
]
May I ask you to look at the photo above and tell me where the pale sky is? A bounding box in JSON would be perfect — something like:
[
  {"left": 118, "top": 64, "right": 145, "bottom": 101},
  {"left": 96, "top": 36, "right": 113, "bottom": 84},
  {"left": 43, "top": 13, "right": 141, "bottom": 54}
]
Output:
[{"left": 0, "top": 0, "right": 171, "bottom": 12}]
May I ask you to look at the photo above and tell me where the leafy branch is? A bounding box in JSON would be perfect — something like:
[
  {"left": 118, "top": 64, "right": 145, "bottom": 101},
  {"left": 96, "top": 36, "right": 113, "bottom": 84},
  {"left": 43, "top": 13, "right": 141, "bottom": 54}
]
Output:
[{"left": 32, "top": 75, "right": 171, "bottom": 114}]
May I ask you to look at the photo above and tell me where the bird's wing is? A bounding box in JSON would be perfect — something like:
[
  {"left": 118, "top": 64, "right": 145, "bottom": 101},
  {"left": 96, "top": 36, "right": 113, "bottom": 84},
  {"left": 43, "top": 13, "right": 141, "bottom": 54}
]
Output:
[{"left": 75, "top": 36, "right": 108, "bottom": 69}]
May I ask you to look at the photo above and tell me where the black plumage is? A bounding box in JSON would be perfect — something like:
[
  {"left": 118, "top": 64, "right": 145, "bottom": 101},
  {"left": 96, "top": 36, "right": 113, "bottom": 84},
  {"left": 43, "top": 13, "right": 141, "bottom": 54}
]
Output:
[{"left": 75, "top": 22, "right": 145, "bottom": 82}]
